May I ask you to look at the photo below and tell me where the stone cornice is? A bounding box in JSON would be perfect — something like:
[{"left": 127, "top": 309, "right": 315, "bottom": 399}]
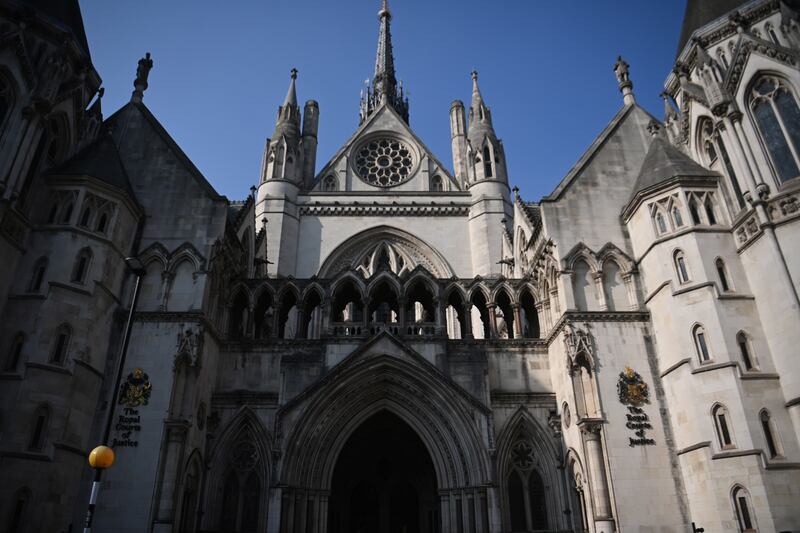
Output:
[{"left": 298, "top": 203, "right": 470, "bottom": 217}]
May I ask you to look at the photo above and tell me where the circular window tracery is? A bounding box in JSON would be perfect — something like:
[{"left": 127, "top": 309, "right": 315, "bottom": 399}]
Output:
[{"left": 354, "top": 137, "right": 416, "bottom": 187}]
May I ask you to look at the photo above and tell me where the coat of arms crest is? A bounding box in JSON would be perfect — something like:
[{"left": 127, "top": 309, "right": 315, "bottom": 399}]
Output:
[
  {"left": 119, "top": 368, "right": 152, "bottom": 407},
  {"left": 617, "top": 366, "right": 649, "bottom": 407}
]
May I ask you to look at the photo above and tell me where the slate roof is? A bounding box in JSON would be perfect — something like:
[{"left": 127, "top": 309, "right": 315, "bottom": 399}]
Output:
[
  {"left": 628, "top": 136, "right": 717, "bottom": 204},
  {"left": 48, "top": 131, "right": 135, "bottom": 197},
  {"left": 14, "top": 0, "right": 90, "bottom": 55},
  {"left": 675, "top": 0, "right": 746, "bottom": 58}
]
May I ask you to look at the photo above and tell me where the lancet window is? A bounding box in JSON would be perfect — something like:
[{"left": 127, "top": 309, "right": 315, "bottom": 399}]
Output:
[{"left": 749, "top": 75, "right": 800, "bottom": 184}]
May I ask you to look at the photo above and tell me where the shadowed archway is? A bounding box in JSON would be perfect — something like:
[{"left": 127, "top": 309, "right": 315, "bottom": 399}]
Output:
[{"left": 328, "top": 411, "right": 440, "bottom": 533}]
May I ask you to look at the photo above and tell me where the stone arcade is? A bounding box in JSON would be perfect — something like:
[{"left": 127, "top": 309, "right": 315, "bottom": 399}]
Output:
[{"left": 1, "top": 0, "right": 800, "bottom": 532}]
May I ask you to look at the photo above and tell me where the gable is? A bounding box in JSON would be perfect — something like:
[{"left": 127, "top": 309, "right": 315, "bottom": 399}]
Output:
[
  {"left": 107, "top": 102, "right": 228, "bottom": 252},
  {"left": 312, "top": 104, "right": 458, "bottom": 193}
]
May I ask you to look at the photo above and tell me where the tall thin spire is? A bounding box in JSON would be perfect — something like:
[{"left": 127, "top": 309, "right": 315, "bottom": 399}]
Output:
[
  {"left": 273, "top": 69, "right": 301, "bottom": 140},
  {"left": 468, "top": 71, "right": 495, "bottom": 147},
  {"left": 284, "top": 68, "right": 298, "bottom": 107},
  {"left": 360, "top": 0, "right": 409, "bottom": 124}
]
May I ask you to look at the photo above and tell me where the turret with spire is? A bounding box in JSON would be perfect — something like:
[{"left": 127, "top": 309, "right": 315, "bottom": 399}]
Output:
[
  {"left": 360, "top": 0, "right": 409, "bottom": 124},
  {"left": 465, "top": 71, "right": 507, "bottom": 184},
  {"left": 261, "top": 69, "right": 316, "bottom": 184}
]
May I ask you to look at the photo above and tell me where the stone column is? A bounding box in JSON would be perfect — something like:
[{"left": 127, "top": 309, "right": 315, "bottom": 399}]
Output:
[
  {"left": 621, "top": 272, "right": 637, "bottom": 311},
  {"left": 512, "top": 304, "right": 522, "bottom": 338},
  {"left": 434, "top": 297, "right": 444, "bottom": 336},
  {"left": 398, "top": 296, "right": 407, "bottom": 334},
  {"left": 487, "top": 303, "right": 498, "bottom": 338},
  {"left": 580, "top": 422, "right": 615, "bottom": 533},
  {"left": 593, "top": 272, "right": 607, "bottom": 311},
  {"left": 152, "top": 421, "right": 190, "bottom": 531},
  {"left": 462, "top": 303, "right": 473, "bottom": 339}
]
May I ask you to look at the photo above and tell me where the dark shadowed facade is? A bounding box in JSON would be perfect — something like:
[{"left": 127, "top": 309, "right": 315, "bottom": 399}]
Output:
[{"left": 1, "top": 1, "right": 800, "bottom": 532}]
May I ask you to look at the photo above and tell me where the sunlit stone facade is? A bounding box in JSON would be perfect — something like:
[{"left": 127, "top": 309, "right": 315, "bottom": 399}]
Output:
[{"left": 1, "top": 1, "right": 799, "bottom": 532}]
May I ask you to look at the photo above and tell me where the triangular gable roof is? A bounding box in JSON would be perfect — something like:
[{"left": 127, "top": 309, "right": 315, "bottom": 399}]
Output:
[
  {"left": 278, "top": 330, "right": 490, "bottom": 416},
  {"left": 622, "top": 135, "right": 719, "bottom": 219},
  {"left": 543, "top": 104, "right": 659, "bottom": 202},
  {"left": 312, "top": 103, "right": 457, "bottom": 190},
  {"left": 105, "top": 102, "right": 225, "bottom": 202},
  {"left": 723, "top": 33, "right": 800, "bottom": 96},
  {"left": 47, "top": 130, "right": 137, "bottom": 199}
]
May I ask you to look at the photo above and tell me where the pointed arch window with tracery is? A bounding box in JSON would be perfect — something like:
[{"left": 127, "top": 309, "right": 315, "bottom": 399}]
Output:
[
  {"left": 219, "top": 439, "right": 263, "bottom": 533},
  {"left": 506, "top": 434, "right": 548, "bottom": 532},
  {"left": 749, "top": 76, "right": 800, "bottom": 184}
]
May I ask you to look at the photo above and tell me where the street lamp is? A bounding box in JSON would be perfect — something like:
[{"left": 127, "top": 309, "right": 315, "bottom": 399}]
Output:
[{"left": 83, "top": 257, "right": 146, "bottom": 533}]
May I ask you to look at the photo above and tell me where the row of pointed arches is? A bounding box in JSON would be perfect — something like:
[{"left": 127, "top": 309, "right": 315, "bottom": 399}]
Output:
[{"left": 225, "top": 271, "right": 542, "bottom": 341}]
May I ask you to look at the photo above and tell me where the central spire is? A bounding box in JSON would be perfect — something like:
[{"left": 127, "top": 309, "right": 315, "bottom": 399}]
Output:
[{"left": 360, "top": 0, "right": 409, "bottom": 124}]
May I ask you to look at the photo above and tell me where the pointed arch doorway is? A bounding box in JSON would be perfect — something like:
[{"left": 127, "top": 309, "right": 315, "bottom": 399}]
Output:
[{"left": 327, "top": 410, "right": 440, "bottom": 533}]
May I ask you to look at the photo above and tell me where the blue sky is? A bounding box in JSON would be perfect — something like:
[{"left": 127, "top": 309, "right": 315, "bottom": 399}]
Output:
[{"left": 81, "top": 0, "right": 686, "bottom": 202}]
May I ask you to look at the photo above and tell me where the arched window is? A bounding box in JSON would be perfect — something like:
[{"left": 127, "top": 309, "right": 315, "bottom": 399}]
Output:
[
  {"left": 712, "top": 404, "right": 735, "bottom": 449},
  {"left": 430, "top": 175, "right": 443, "bottom": 191},
  {"left": 655, "top": 211, "right": 668, "bottom": 234},
  {"left": 50, "top": 324, "right": 71, "bottom": 364},
  {"left": 96, "top": 212, "right": 109, "bottom": 234},
  {"left": 507, "top": 441, "right": 548, "bottom": 531},
  {"left": 28, "top": 404, "right": 50, "bottom": 451},
  {"left": 4, "top": 333, "right": 25, "bottom": 372},
  {"left": 0, "top": 75, "right": 14, "bottom": 130},
  {"left": 322, "top": 175, "right": 337, "bottom": 192},
  {"left": 732, "top": 486, "right": 757, "bottom": 532},
  {"left": 71, "top": 248, "right": 93, "bottom": 284},
  {"left": 8, "top": 488, "right": 31, "bottom": 533},
  {"left": 759, "top": 409, "right": 782, "bottom": 458},
  {"left": 46, "top": 201, "right": 58, "bottom": 223},
  {"left": 704, "top": 197, "right": 718, "bottom": 225},
  {"left": 693, "top": 324, "right": 711, "bottom": 363},
  {"left": 737, "top": 331, "right": 755, "bottom": 371},
  {"left": 699, "top": 117, "right": 745, "bottom": 209},
  {"left": 749, "top": 76, "right": 800, "bottom": 183},
  {"left": 672, "top": 205, "right": 684, "bottom": 227},
  {"left": 689, "top": 198, "right": 702, "bottom": 224},
  {"left": 60, "top": 201, "right": 74, "bottom": 224},
  {"left": 483, "top": 146, "right": 493, "bottom": 178},
  {"left": 218, "top": 440, "right": 263, "bottom": 532},
  {"left": 79, "top": 206, "right": 92, "bottom": 227},
  {"left": 602, "top": 260, "right": 628, "bottom": 311},
  {"left": 28, "top": 257, "right": 47, "bottom": 292},
  {"left": 674, "top": 250, "right": 690, "bottom": 284},
  {"left": 716, "top": 258, "right": 731, "bottom": 292},
  {"left": 572, "top": 259, "right": 597, "bottom": 311}
]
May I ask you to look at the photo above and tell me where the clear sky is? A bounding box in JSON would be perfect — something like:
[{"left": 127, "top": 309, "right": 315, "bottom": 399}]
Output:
[{"left": 81, "top": 0, "right": 687, "bottom": 202}]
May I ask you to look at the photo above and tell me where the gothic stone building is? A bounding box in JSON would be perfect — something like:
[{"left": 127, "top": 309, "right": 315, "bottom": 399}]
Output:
[{"left": 1, "top": 0, "right": 800, "bottom": 532}]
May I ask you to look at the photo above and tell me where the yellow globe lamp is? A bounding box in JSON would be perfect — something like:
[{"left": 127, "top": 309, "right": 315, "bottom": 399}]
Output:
[{"left": 88, "top": 445, "right": 115, "bottom": 470}]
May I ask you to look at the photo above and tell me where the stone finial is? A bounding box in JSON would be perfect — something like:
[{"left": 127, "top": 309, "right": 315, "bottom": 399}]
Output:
[
  {"left": 512, "top": 185, "right": 520, "bottom": 199},
  {"left": 613, "top": 56, "right": 635, "bottom": 106},
  {"left": 379, "top": 0, "right": 391, "bottom": 19},
  {"left": 131, "top": 52, "right": 153, "bottom": 103},
  {"left": 647, "top": 119, "right": 661, "bottom": 137},
  {"left": 661, "top": 92, "right": 678, "bottom": 122}
]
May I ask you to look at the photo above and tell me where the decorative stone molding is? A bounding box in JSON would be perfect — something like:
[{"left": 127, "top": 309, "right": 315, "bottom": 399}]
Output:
[
  {"left": 174, "top": 326, "right": 204, "bottom": 370},
  {"left": 734, "top": 212, "right": 762, "bottom": 250},
  {"left": 298, "top": 203, "right": 469, "bottom": 217},
  {"left": 564, "top": 321, "right": 594, "bottom": 370},
  {"left": 766, "top": 189, "right": 800, "bottom": 224}
]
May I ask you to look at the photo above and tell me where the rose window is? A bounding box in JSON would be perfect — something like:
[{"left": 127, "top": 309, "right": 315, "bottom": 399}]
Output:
[{"left": 354, "top": 137, "right": 415, "bottom": 187}]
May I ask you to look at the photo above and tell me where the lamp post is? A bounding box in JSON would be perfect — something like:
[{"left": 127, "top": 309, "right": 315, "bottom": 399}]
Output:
[{"left": 83, "top": 257, "right": 146, "bottom": 533}]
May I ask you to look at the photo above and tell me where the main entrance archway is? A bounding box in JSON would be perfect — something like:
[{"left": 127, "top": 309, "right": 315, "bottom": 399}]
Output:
[{"left": 328, "top": 411, "right": 440, "bottom": 533}]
